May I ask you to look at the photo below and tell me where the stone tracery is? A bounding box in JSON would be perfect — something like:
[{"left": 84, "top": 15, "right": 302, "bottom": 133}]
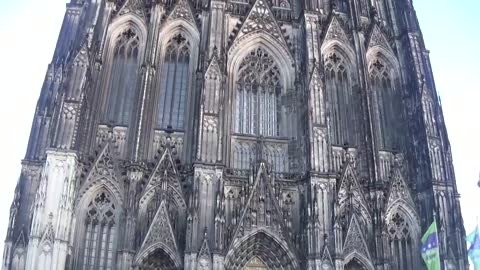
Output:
[
  {"left": 156, "top": 33, "right": 191, "bottom": 131},
  {"left": 234, "top": 47, "right": 282, "bottom": 137},
  {"left": 368, "top": 54, "right": 402, "bottom": 150},
  {"left": 105, "top": 28, "right": 141, "bottom": 126},
  {"left": 77, "top": 191, "right": 118, "bottom": 270},
  {"left": 324, "top": 50, "right": 357, "bottom": 146}
]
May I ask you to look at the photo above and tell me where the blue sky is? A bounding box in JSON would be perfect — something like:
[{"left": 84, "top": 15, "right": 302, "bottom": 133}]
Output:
[{"left": 0, "top": 0, "right": 479, "bottom": 265}]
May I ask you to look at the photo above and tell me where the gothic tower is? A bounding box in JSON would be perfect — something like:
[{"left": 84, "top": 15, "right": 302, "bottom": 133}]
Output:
[{"left": 2, "top": 0, "right": 468, "bottom": 269}]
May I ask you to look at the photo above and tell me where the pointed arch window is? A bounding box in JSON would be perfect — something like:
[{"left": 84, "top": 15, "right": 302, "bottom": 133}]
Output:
[
  {"left": 78, "top": 191, "right": 117, "bottom": 270},
  {"left": 324, "top": 52, "right": 356, "bottom": 146},
  {"left": 156, "top": 33, "right": 191, "bottom": 130},
  {"left": 369, "top": 58, "right": 401, "bottom": 150},
  {"left": 387, "top": 212, "right": 418, "bottom": 270},
  {"left": 106, "top": 28, "right": 141, "bottom": 126},
  {"left": 234, "top": 47, "right": 282, "bottom": 137}
]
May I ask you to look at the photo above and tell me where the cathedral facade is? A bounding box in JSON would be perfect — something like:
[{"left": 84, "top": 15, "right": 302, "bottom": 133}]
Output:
[{"left": 1, "top": 0, "right": 469, "bottom": 269}]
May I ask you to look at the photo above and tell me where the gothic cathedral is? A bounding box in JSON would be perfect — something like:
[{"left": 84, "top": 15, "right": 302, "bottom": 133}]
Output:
[{"left": 1, "top": 0, "right": 469, "bottom": 269}]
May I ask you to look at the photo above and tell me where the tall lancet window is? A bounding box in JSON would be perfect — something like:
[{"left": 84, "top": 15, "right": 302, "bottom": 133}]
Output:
[
  {"left": 156, "top": 33, "right": 191, "bottom": 130},
  {"left": 78, "top": 191, "right": 117, "bottom": 270},
  {"left": 106, "top": 29, "right": 141, "bottom": 126},
  {"left": 369, "top": 58, "right": 401, "bottom": 150},
  {"left": 234, "top": 47, "right": 282, "bottom": 137},
  {"left": 387, "top": 212, "right": 417, "bottom": 270},
  {"left": 324, "top": 52, "right": 356, "bottom": 146}
]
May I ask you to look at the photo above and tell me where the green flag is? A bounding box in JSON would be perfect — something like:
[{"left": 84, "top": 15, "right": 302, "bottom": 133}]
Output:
[
  {"left": 421, "top": 220, "right": 441, "bottom": 270},
  {"left": 468, "top": 226, "right": 480, "bottom": 270}
]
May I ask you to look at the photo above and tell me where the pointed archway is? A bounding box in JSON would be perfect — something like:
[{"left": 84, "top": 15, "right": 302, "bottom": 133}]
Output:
[
  {"left": 344, "top": 257, "right": 367, "bottom": 270},
  {"left": 139, "top": 248, "right": 177, "bottom": 270},
  {"left": 224, "top": 229, "right": 299, "bottom": 270}
]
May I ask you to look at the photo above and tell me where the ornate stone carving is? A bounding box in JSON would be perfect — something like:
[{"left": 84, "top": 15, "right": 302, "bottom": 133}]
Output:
[
  {"left": 230, "top": 163, "right": 289, "bottom": 243},
  {"left": 337, "top": 161, "right": 371, "bottom": 233},
  {"left": 237, "top": 0, "right": 284, "bottom": 43},
  {"left": 118, "top": 0, "right": 146, "bottom": 17},
  {"left": 324, "top": 16, "right": 349, "bottom": 44},
  {"left": 136, "top": 200, "right": 180, "bottom": 265},
  {"left": 168, "top": 0, "right": 197, "bottom": 27},
  {"left": 367, "top": 24, "right": 392, "bottom": 51},
  {"left": 343, "top": 215, "right": 370, "bottom": 259}
]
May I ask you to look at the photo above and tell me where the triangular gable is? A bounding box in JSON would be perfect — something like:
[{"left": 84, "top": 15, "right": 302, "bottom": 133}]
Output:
[
  {"left": 86, "top": 143, "right": 118, "bottom": 181},
  {"left": 321, "top": 243, "right": 333, "bottom": 265},
  {"left": 118, "top": 0, "right": 146, "bottom": 17},
  {"left": 343, "top": 214, "right": 371, "bottom": 259},
  {"left": 137, "top": 200, "right": 180, "bottom": 260},
  {"left": 367, "top": 24, "right": 392, "bottom": 52},
  {"left": 234, "top": 0, "right": 288, "bottom": 47},
  {"left": 323, "top": 16, "right": 349, "bottom": 44},
  {"left": 40, "top": 218, "right": 55, "bottom": 246},
  {"left": 231, "top": 162, "right": 286, "bottom": 241},
  {"left": 77, "top": 143, "right": 124, "bottom": 206},
  {"left": 421, "top": 83, "right": 434, "bottom": 102},
  {"left": 386, "top": 166, "right": 415, "bottom": 209},
  {"left": 71, "top": 39, "right": 89, "bottom": 67},
  {"left": 205, "top": 53, "right": 222, "bottom": 79},
  {"left": 196, "top": 230, "right": 212, "bottom": 267},
  {"left": 14, "top": 229, "right": 27, "bottom": 248},
  {"left": 140, "top": 147, "right": 186, "bottom": 210},
  {"left": 168, "top": 0, "right": 197, "bottom": 28},
  {"left": 309, "top": 64, "right": 324, "bottom": 89},
  {"left": 337, "top": 162, "right": 371, "bottom": 222},
  {"left": 198, "top": 229, "right": 211, "bottom": 256}
]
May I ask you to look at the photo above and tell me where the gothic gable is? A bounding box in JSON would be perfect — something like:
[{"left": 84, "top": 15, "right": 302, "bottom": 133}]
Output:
[
  {"left": 343, "top": 214, "right": 371, "bottom": 260},
  {"left": 230, "top": 0, "right": 290, "bottom": 53},
  {"left": 117, "top": 0, "right": 146, "bottom": 17},
  {"left": 168, "top": 0, "right": 198, "bottom": 29},
  {"left": 367, "top": 24, "right": 392, "bottom": 52},
  {"left": 323, "top": 16, "right": 350, "bottom": 45},
  {"left": 196, "top": 231, "right": 212, "bottom": 269},
  {"left": 135, "top": 200, "right": 182, "bottom": 266},
  {"left": 230, "top": 162, "right": 287, "bottom": 243},
  {"left": 386, "top": 161, "right": 415, "bottom": 210},
  {"left": 337, "top": 159, "right": 371, "bottom": 223},
  {"left": 40, "top": 217, "right": 55, "bottom": 247},
  {"left": 205, "top": 52, "right": 222, "bottom": 79},
  {"left": 321, "top": 243, "right": 334, "bottom": 266},
  {"left": 69, "top": 39, "right": 89, "bottom": 68},
  {"left": 77, "top": 143, "right": 124, "bottom": 206},
  {"left": 309, "top": 65, "right": 324, "bottom": 89},
  {"left": 13, "top": 229, "right": 27, "bottom": 249},
  {"left": 139, "top": 146, "right": 186, "bottom": 211}
]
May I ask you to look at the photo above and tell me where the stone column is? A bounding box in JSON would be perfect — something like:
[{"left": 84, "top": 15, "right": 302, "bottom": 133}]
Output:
[{"left": 25, "top": 150, "right": 77, "bottom": 270}]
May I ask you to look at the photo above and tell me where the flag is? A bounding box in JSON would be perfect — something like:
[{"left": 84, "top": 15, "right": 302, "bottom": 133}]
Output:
[
  {"left": 421, "top": 220, "right": 441, "bottom": 270},
  {"left": 468, "top": 226, "right": 480, "bottom": 270},
  {"left": 467, "top": 226, "right": 479, "bottom": 245}
]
